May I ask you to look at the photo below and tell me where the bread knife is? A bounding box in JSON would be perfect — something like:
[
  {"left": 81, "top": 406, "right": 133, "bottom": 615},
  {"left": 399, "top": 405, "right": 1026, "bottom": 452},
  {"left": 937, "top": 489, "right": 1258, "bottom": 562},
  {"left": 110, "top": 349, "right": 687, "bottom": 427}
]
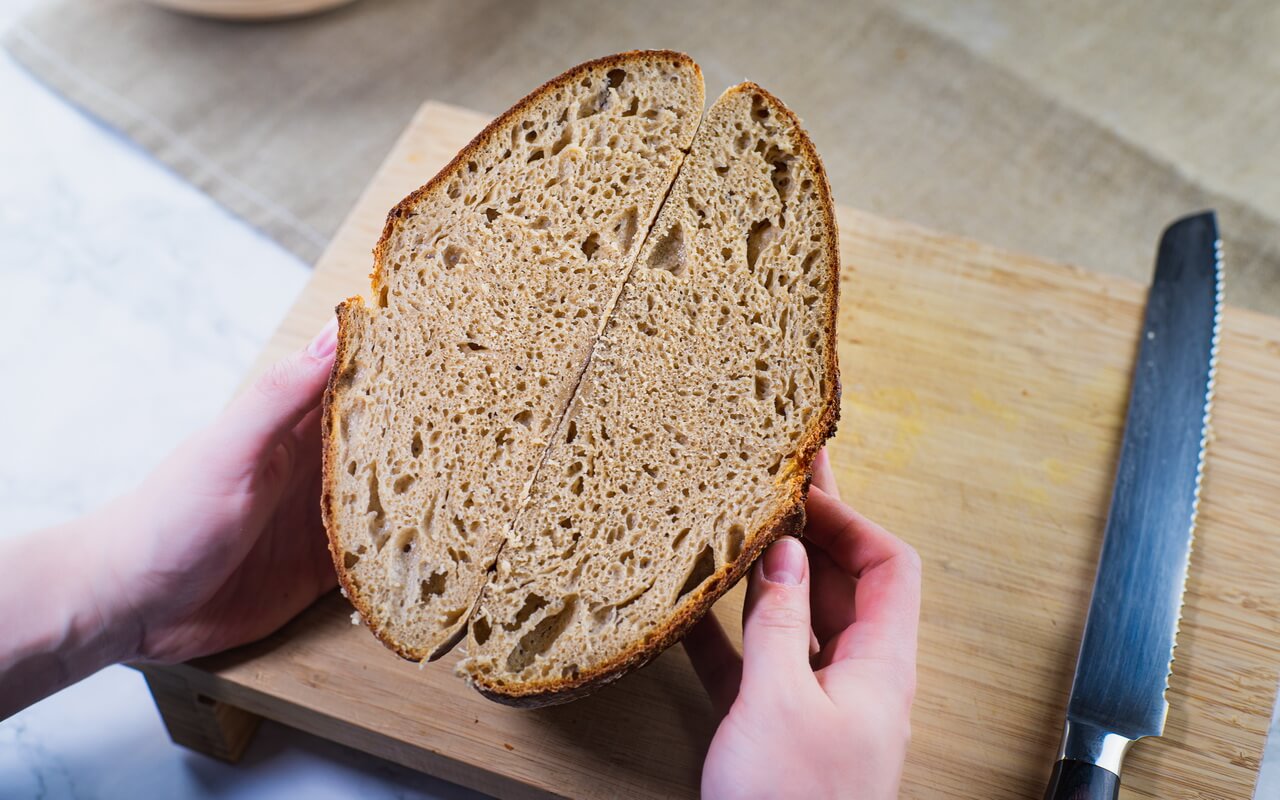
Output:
[{"left": 1043, "top": 212, "right": 1222, "bottom": 799}]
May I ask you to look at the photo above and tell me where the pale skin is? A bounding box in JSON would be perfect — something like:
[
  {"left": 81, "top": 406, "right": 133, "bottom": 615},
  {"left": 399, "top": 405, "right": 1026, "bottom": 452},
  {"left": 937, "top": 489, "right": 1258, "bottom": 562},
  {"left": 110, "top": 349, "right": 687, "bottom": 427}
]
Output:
[
  {"left": 682, "top": 448, "right": 922, "bottom": 799},
  {"left": 1, "top": 318, "right": 921, "bottom": 797}
]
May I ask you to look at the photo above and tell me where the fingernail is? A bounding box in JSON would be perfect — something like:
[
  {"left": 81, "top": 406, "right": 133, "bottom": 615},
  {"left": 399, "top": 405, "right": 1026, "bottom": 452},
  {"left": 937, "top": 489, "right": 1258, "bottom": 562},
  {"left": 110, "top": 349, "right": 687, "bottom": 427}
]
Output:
[
  {"left": 762, "top": 537, "right": 807, "bottom": 585},
  {"left": 307, "top": 317, "right": 339, "bottom": 358}
]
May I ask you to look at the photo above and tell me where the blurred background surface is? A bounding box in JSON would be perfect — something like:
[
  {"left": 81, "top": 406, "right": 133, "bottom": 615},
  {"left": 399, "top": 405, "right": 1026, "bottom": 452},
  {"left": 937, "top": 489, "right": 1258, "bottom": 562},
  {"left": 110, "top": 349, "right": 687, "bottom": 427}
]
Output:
[{"left": 0, "top": 1, "right": 1276, "bottom": 797}]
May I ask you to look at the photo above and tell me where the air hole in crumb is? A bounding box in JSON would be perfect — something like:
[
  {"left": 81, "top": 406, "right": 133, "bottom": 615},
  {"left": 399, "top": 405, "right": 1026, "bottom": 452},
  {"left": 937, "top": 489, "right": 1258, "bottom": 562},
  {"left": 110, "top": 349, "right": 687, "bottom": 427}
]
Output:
[
  {"left": 550, "top": 125, "right": 574, "bottom": 156},
  {"left": 484, "top": 207, "right": 499, "bottom": 224},
  {"left": 391, "top": 526, "right": 417, "bottom": 552},
  {"left": 506, "top": 593, "right": 549, "bottom": 631},
  {"left": 460, "top": 341, "right": 489, "bottom": 352},
  {"left": 580, "top": 232, "right": 600, "bottom": 259},
  {"left": 746, "top": 219, "right": 775, "bottom": 270},
  {"left": 443, "top": 245, "right": 465, "bottom": 269},
  {"left": 472, "top": 616, "right": 492, "bottom": 645},
  {"left": 622, "top": 96, "right": 639, "bottom": 117},
  {"left": 715, "top": 165, "right": 729, "bottom": 176},
  {"left": 614, "top": 207, "right": 638, "bottom": 252},
  {"left": 725, "top": 524, "right": 746, "bottom": 561},
  {"left": 676, "top": 545, "right": 716, "bottom": 603},
  {"left": 671, "top": 528, "right": 691, "bottom": 550},
  {"left": 366, "top": 466, "right": 385, "bottom": 532},
  {"left": 646, "top": 224, "right": 686, "bottom": 276},
  {"left": 570, "top": 475, "right": 584, "bottom": 496},
  {"left": 526, "top": 149, "right": 545, "bottom": 163},
  {"left": 411, "top": 432, "right": 423, "bottom": 457},
  {"left": 751, "top": 94, "right": 769, "bottom": 120},
  {"left": 343, "top": 551, "right": 361, "bottom": 569},
  {"left": 393, "top": 474, "right": 416, "bottom": 494},
  {"left": 347, "top": 460, "right": 357, "bottom": 475},
  {"left": 514, "top": 409, "right": 533, "bottom": 428},
  {"left": 754, "top": 374, "right": 771, "bottom": 401},
  {"left": 606, "top": 68, "right": 626, "bottom": 89},
  {"left": 506, "top": 596, "right": 578, "bottom": 672},
  {"left": 565, "top": 420, "right": 578, "bottom": 443},
  {"left": 377, "top": 286, "right": 389, "bottom": 308},
  {"left": 420, "top": 570, "right": 447, "bottom": 599}
]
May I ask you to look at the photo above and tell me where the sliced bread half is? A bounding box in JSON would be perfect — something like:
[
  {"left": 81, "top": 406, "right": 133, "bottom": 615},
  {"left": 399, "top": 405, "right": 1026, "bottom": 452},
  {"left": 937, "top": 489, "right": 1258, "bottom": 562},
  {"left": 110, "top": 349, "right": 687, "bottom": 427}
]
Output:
[
  {"left": 323, "top": 54, "right": 839, "bottom": 705},
  {"left": 323, "top": 51, "right": 704, "bottom": 660},
  {"left": 458, "top": 83, "right": 840, "bottom": 703}
]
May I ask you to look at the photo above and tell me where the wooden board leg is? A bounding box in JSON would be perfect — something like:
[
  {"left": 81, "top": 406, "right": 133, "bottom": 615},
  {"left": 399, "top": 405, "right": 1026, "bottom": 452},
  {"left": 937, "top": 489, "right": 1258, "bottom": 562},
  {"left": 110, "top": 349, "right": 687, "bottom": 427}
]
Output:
[{"left": 138, "top": 665, "right": 262, "bottom": 763}]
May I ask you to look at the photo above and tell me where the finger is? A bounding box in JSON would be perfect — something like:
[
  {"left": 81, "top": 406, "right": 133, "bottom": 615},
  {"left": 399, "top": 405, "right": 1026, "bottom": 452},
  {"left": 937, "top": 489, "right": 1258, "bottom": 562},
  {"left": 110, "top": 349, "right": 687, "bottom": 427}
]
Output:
[
  {"left": 806, "top": 540, "right": 858, "bottom": 648},
  {"left": 804, "top": 486, "right": 915, "bottom": 584},
  {"left": 681, "top": 613, "right": 742, "bottom": 718},
  {"left": 740, "top": 536, "right": 817, "bottom": 699},
  {"left": 221, "top": 317, "right": 338, "bottom": 460},
  {"left": 805, "top": 487, "right": 921, "bottom": 676},
  {"left": 810, "top": 447, "right": 841, "bottom": 500},
  {"left": 289, "top": 405, "right": 325, "bottom": 484}
]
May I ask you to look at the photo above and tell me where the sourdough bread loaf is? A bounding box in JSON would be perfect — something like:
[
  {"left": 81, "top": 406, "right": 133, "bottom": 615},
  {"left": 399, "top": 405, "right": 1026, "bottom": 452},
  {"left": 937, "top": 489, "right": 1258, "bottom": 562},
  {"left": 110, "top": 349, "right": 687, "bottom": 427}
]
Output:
[{"left": 323, "top": 51, "right": 839, "bottom": 705}]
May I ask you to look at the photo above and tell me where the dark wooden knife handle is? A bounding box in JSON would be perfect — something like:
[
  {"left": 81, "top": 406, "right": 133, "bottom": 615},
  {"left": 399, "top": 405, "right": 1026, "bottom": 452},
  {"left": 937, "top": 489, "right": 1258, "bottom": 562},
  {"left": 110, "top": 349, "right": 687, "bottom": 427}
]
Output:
[{"left": 1043, "top": 759, "right": 1120, "bottom": 800}]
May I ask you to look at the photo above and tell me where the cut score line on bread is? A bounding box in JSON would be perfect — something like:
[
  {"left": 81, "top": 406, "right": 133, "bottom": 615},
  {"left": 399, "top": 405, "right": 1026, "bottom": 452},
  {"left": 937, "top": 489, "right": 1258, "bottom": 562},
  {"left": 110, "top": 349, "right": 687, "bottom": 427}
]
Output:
[{"left": 322, "top": 51, "right": 840, "bottom": 707}]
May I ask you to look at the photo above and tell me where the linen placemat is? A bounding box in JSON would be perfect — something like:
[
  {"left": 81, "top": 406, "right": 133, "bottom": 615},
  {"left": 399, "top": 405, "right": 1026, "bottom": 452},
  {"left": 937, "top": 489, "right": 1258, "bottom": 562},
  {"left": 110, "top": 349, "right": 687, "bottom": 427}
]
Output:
[{"left": 6, "top": 0, "right": 1279, "bottom": 313}]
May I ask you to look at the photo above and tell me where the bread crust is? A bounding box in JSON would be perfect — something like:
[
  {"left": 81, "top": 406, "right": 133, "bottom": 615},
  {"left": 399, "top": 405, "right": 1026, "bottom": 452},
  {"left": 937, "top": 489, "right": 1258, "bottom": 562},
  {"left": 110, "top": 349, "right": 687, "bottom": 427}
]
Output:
[
  {"left": 468, "top": 83, "right": 843, "bottom": 707},
  {"left": 322, "top": 51, "right": 704, "bottom": 664}
]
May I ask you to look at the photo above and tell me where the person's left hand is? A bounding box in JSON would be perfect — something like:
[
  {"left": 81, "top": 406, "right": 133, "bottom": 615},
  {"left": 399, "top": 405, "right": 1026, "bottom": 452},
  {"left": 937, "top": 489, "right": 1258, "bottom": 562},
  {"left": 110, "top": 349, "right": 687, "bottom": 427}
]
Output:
[{"left": 84, "top": 318, "right": 341, "bottom": 664}]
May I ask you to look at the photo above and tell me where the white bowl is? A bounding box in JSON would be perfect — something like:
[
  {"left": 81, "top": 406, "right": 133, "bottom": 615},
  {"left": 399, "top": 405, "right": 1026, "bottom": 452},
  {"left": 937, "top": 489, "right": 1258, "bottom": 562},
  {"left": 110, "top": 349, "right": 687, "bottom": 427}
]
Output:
[{"left": 144, "top": 0, "right": 361, "bottom": 21}]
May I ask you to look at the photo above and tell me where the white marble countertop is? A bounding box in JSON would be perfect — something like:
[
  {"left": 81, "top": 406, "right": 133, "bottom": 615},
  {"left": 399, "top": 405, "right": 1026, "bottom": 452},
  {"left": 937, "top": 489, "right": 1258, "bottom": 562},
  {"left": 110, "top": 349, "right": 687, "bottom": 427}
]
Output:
[
  {"left": 0, "top": 1, "right": 1275, "bottom": 797},
  {"left": 0, "top": 1, "right": 481, "bottom": 797}
]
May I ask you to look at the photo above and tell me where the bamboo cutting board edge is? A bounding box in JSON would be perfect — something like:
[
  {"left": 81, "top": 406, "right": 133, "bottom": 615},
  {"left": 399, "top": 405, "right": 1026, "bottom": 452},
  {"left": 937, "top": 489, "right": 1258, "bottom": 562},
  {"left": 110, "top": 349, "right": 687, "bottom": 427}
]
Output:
[{"left": 157, "top": 100, "right": 1280, "bottom": 799}]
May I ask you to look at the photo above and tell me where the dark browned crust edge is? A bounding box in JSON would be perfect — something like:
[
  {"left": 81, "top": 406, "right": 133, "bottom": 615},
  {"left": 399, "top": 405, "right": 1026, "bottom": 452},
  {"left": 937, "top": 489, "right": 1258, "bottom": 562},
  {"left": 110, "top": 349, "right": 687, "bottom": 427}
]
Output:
[
  {"left": 468, "top": 82, "right": 843, "bottom": 708},
  {"left": 321, "top": 51, "right": 705, "bottom": 665}
]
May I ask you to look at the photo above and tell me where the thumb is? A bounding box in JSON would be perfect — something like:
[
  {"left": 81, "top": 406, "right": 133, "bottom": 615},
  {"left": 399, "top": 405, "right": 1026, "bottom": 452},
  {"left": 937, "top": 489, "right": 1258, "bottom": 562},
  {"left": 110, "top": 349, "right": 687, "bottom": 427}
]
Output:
[
  {"left": 740, "top": 535, "right": 815, "bottom": 699},
  {"left": 220, "top": 317, "right": 339, "bottom": 458}
]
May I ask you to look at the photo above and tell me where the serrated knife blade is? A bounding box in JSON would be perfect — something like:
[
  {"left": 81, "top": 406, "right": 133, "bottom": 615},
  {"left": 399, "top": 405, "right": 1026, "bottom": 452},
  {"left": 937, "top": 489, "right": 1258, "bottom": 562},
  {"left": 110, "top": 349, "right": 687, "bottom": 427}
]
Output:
[{"left": 1043, "top": 211, "right": 1222, "bottom": 800}]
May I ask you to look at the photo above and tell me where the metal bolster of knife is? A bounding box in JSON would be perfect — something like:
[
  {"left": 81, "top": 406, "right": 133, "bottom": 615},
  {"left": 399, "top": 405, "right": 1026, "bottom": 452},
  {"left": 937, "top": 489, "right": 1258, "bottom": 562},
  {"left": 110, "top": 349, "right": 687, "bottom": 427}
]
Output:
[{"left": 1056, "top": 719, "right": 1135, "bottom": 777}]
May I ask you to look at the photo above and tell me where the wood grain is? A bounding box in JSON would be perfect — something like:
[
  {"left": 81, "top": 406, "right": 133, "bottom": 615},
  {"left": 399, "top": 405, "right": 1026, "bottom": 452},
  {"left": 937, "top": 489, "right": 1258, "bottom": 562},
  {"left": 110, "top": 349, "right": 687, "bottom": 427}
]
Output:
[
  {"left": 147, "top": 101, "right": 1280, "bottom": 799},
  {"left": 139, "top": 665, "right": 262, "bottom": 763}
]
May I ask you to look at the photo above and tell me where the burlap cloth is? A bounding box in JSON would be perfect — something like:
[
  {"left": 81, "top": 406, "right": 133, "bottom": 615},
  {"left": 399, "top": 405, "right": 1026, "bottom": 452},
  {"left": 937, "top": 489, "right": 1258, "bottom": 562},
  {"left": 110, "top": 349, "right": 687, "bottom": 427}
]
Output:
[{"left": 7, "top": 0, "right": 1278, "bottom": 312}]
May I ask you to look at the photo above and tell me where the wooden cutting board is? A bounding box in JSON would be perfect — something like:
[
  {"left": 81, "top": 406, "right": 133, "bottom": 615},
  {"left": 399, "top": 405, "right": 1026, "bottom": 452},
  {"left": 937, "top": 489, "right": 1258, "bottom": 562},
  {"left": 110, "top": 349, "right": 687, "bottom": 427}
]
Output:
[{"left": 140, "top": 101, "right": 1280, "bottom": 799}]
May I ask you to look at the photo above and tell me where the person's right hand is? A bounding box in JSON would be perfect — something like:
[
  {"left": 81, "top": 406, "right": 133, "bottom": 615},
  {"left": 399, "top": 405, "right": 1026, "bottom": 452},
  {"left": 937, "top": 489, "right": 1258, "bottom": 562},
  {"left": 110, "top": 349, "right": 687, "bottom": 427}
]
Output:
[{"left": 683, "top": 449, "right": 922, "bottom": 799}]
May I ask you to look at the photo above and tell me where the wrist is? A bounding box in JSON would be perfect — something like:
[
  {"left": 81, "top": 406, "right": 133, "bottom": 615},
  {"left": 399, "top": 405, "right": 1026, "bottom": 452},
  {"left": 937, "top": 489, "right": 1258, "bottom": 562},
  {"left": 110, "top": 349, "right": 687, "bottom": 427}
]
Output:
[
  {"left": 76, "top": 493, "right": 149, "bottom": 664},
  {"left": 0, "top": 513, "right": 141, "bottom": 716},
  {"left": 28, "top": 503, "right": 144, "bottom": 658}
]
